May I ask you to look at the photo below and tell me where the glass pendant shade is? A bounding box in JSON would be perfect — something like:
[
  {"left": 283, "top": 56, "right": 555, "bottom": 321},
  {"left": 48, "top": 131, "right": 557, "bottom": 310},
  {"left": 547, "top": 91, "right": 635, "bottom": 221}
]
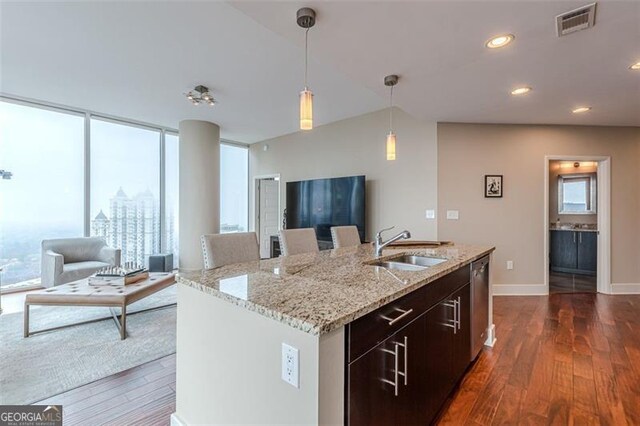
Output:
[
  {"left": 299, "top": 89, "right": 313, "bottom": 130},
  {"left": 386, "top": 131, "right": 396, "bottom": 161}
]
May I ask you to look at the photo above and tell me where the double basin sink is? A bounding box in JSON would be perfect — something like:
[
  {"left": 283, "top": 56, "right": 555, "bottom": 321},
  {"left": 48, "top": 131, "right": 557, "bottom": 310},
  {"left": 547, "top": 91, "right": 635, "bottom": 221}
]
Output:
[{"left": 370, "top": 255, "right": 447, "bottom": 272}]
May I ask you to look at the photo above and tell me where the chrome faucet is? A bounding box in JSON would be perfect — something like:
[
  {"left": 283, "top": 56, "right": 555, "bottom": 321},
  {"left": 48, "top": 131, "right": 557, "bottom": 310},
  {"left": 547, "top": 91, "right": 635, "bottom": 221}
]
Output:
[{"left": 375, "top": 226, "right": 411, "bottom": 257}]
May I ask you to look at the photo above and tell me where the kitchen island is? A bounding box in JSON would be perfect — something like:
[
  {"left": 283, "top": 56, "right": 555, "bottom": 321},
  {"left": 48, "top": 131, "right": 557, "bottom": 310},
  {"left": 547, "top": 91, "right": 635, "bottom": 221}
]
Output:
[{"left": 172, "top": 243, "right": 494, "bottom": 425}]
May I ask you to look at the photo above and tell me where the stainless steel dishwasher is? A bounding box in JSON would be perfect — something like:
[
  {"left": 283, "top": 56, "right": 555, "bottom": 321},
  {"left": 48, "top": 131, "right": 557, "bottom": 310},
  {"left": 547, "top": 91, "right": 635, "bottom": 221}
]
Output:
[{"left": 471, "top": 255, "right": 490, "bottom": 361}]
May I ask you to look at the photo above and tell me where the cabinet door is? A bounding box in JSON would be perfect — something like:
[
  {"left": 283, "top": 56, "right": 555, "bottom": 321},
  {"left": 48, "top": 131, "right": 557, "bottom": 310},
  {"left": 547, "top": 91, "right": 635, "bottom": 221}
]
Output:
[
  {"left": 451, "top": 283, "right": 471, "bottom": 382},
  {"left": 577, "top": 231, "right": 597, "bottom": 275},
  {"left": 347, "top": 339, "right": 398, "bottom": 425},
  {"left": 395, "top": 315, "right": 428, "bottom": 425},
  {"left": 348, "top": 315, "right": 427, "bottom": 426},
  {"left": 550, "top": 230, "right": 578, "bottom": 270},
  {"left": 424, "top": 301, "right": 455, "bottom": 421}
]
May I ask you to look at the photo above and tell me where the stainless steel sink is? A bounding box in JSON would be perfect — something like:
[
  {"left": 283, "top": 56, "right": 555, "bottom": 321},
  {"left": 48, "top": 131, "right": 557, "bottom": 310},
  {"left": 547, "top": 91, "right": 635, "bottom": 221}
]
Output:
[
  {"left": 392, "top": 255, "right": 447, "bottom": 267},
  {"left": 370, "top": 255, "right": 447, "bottom": 272},
  {"left": 372, "top": 261, "right": 428, "bottom": 272}
]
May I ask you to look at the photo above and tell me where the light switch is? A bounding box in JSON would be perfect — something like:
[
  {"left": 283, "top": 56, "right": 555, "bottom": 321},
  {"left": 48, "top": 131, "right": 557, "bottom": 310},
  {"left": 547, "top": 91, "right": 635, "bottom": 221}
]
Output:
[
  {"left": 425, "top": 209, "right": 435, "bottom": 219},
  {"left": 446, "top": 210, "right": 459, "bottom": 220},
  {"left": 507, "top": 261, "right": 514, "bottom": 270}
]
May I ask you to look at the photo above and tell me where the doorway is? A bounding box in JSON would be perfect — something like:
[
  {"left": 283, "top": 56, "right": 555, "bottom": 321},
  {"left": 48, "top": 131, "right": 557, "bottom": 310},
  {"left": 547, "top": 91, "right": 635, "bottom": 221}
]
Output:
[
  {"left": 544, "top": 156, "right": 611, "bottom": 294},
  {"left": 254, "top": 176, "right": 280, "bottom": 259}
]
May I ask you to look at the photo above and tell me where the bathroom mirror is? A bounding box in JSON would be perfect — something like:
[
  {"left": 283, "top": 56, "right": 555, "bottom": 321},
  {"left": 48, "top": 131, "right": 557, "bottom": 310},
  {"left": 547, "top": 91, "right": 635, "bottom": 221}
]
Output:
[{"left": 558, "top": 173, "right": 597, "bottom": 215}]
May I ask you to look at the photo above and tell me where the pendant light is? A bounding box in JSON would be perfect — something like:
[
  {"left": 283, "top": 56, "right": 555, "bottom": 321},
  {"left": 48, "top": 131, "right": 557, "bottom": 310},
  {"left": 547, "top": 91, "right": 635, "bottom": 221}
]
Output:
[
  {"left": 384, "top": 75, "right": 399, "bottom": 161},
  {"left": 297, "top": 8, "right": 316, "bottom": 130}
]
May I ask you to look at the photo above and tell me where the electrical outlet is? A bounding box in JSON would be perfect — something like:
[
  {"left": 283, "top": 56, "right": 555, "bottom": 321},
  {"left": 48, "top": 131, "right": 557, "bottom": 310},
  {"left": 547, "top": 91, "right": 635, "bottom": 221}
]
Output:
[
  {"left": 446, "top": 210, "right": 459, "bottom": 220},
  {"left": 281, "top": 343, "right": 299, "bottom": 388},
  {"left": 506, "top": 260, "right": 514, "bottom": 270},
  {"left": 425, "top": 209, "right": 435, "bottom": 219}
]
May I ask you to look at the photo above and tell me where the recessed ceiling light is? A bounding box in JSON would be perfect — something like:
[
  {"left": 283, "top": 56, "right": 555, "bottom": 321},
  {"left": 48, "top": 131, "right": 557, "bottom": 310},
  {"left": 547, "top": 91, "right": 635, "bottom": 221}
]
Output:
[
  {"left": 630, "top": 62, "right": 640, "bottom": 70},
  {"left": 511, "top": 87, "right": 532, "bottom": 95},
  {"left": 572, "top": 106, "right": 592, "bottom": 113},
  {"left": 486, "top": 34, "right": 515, "bottom": 49}
]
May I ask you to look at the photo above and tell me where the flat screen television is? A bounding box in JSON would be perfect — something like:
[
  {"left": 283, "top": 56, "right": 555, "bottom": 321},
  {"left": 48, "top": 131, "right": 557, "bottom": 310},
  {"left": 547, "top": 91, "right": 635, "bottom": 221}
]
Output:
[{"left": 286, "top": 175, "right": 365, "bottom": 244}]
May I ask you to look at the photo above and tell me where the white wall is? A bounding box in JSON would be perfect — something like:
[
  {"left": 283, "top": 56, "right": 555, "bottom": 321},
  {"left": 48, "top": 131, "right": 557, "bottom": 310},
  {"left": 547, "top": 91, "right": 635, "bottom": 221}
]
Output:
[
  {"left": 174, "top": 285, "right": 344, "bottom": 425},
  {"left": 249, "top": 108, "right": 438, "bottom": 241}
]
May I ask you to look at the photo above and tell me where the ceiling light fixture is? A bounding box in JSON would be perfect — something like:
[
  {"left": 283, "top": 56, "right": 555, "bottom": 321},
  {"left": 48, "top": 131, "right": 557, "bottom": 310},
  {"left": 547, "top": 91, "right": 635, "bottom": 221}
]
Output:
[
  {"left": 384, "top": 74, "right": 399, "bottom": 161},
  {"left": 186, "top": 85, "right": 216, "bottom": 106},
  {"left": 297, "top": 7, "right": 316, "bottom": 131},
  {"left": 486, "top": 34, "right": 515, "bottom": 49},
  {"left": 511, "top": 86, "right": 532, "bottom": 95},
  {"left": 629, "top": 62, "right": 640, "bottom": 70},
  {"left": 572, "top": 106, "right": 592, "bottom": 113}
]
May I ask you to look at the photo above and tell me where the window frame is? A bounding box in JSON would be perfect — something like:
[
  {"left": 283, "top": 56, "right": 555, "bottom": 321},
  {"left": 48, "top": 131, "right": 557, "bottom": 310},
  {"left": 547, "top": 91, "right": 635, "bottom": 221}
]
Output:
[{"left": 558, "top": 173, "right": 597, "bottom": 215}]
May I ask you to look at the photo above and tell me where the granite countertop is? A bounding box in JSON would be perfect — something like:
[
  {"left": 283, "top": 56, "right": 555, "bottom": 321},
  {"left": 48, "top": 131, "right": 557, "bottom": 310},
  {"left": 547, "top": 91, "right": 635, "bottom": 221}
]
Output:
[
  {"left": 549, "top": 223, "right": 598, "bottom": 232},
  {"left": 177, "top": 243, "right": 494, "bottom": 336}
]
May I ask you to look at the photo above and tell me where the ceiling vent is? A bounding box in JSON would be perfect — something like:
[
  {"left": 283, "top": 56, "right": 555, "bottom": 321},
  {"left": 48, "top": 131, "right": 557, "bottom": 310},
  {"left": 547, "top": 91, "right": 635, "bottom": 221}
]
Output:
[{"left": 556, "top": 3, "right": 597, "bottom": 37}]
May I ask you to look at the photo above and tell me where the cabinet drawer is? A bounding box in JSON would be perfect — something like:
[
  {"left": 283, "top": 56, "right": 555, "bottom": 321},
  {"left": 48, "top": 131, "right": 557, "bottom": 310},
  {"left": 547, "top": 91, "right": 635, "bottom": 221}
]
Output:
[{"left": 347, "top": 266, "right": 470, "bottom": 363}]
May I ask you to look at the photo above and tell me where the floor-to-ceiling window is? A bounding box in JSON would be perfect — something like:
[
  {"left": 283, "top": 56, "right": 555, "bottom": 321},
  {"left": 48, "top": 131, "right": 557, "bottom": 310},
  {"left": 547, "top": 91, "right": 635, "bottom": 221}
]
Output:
[
  {"left": 220, "top": 144, "right": 248, "bottom": 233},
  {"left": 0, "top": 97, "right": 180, "bottom": 290},
  {"left": 89, "top": 118, "right": 162, "bottom": 266},
  {"left": 0, "top": 101, "right": 84, "bottom": 290}
]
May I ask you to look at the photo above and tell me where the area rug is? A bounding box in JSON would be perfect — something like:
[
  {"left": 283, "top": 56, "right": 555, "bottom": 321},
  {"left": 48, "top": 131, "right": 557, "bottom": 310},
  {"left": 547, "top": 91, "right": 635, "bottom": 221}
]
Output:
[{"left": 0, "top": 285, "right": 176, "bottom": 405}]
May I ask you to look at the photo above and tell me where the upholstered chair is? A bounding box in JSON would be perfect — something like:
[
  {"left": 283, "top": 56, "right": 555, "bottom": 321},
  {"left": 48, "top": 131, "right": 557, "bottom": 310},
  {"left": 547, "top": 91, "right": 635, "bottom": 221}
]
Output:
[
  {"left": 330, "top": 226, "right": 362, "bottom": 248},
  {"left": 279, "top": 228, "right": 320, "bottom": 256},
  {"left": 201, "top": 232, "right": 260, "bottom": 269},
  {"left": 41, "top": 237, "right": 121, "bottom": 288}
]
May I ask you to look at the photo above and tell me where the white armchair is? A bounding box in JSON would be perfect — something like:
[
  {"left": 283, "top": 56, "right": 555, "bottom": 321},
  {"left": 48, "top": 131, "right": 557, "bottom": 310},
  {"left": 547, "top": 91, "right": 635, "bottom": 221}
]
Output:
[{"left": 41, "top": 237, "right": 121, "bottom": 287}]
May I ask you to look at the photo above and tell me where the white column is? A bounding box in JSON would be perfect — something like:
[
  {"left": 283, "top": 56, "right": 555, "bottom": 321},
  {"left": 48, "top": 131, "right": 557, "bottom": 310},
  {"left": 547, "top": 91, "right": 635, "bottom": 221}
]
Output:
[{"left": 178, "top": 120, "right": 220, "bottom": 271}]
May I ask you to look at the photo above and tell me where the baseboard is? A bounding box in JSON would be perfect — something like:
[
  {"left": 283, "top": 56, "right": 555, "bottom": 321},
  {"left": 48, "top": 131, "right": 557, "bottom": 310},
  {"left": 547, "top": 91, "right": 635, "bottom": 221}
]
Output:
[
  {"left": 170, "top": 413, "right": 186, "bottom": 426},
  {"left": 611, "top": 283, "right": 640, "bottom": 294},
  {"left": 492, "top": 284, "right": 548, "bottom": 296}
]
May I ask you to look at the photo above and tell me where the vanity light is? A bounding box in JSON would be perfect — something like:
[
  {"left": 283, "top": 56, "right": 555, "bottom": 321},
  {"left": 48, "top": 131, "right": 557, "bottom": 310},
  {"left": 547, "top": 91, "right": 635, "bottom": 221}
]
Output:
[
  {"left": 297, "top": 8, "right": 316, "bottom": 131},
  {"left": 485, "top": 34, "right": 514, "bottom": 49},
  {"left": 630, "top": 62, "right": 640, "bottom": 70},
  {"left": 384, "top": 75, "right": 399, "bottom": 161},
  {"left": 511, "top": 87, "right": 532, "bottom": 95},
  {"left": 572, "top": 106, "right": 592, "bottom": 113}
]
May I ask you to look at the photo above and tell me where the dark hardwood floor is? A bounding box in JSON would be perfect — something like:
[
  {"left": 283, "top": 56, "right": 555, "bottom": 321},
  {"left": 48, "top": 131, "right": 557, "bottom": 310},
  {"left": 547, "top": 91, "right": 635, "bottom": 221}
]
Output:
[
  {"left": 34, "top": 293, "right": 640, "bottom": 425},
  {"left": 438, "top": 293, "right": 640, "bottom": 425},
  {"left": 34, "top": 354, "right": 176, "bottom": 426}
]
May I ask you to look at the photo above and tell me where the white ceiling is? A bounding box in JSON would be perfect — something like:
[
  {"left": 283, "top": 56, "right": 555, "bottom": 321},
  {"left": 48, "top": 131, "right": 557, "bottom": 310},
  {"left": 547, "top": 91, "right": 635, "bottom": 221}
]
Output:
[
  {"left": 0, "top": 1, "right": 384, "bottom": 142},
  {"left": 1, "top": 1, "right": 639, "bottom": 144}
]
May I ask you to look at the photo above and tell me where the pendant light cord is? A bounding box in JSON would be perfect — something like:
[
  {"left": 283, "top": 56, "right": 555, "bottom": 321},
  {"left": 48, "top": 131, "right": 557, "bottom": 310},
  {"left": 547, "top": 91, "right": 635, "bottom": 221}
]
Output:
[
  {"left": 304, "top": 28, "right": 310, "bottom": 89},
  {"left": 389, "top": 85, "right": 394, "bottom": 132}
]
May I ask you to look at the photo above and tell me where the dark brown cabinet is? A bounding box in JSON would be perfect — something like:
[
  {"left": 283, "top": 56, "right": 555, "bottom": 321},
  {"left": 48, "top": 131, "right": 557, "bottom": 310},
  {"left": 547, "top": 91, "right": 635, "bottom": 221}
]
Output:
[
  {"left": 348, "top": 314, "right": 427, "bottom": 426},
  {"left": 550, "top": 230, "right": 597, "bottom": 276},
  {"left": 451, "top": 284, "right": 471, "bottom": 382},
  {"left": 346, "top": 267, "right": 475, "bottom": 425},
  {"left": 424, "top": 283, "right": 471, "bottom": 421}
]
